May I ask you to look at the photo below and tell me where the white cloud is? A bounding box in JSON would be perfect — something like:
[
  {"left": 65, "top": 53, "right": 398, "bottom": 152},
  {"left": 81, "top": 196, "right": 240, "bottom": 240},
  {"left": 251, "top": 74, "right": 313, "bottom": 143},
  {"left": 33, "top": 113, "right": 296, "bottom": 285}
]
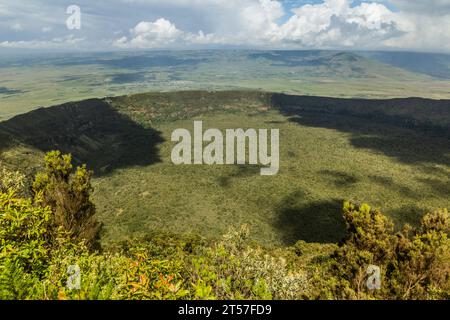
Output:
[
  {"left": 235, "top": 0, "right": 284, "bottom": 41},
  {"left": 0, "top": 35, "right": 85, "bottom": 49},
  {"left": 382, "top": 0, "right": 450, "bottom": 52},
  {"left": 1, "top": 0, "right": 449, "bottom": 52},
  {"left": 276, "top": 0, "right": 406, "bottom": 49},
  {"left": 115, "top": 17, "right": 228, "bottom": 48},
  {"left": 115, "top": 18, "right": 183, "bottom": 48},
  {"left": 115, "top": 0, "right": 408, "bottom": 50},
  {"left": 384, "top": 12, "right": 450, "bottom": 52},
  {"left": 115, "top": 0, "right": 285, "bottom": 48},
  {"left": 130, "top": 18, "right": 182, "bottom": 47}
]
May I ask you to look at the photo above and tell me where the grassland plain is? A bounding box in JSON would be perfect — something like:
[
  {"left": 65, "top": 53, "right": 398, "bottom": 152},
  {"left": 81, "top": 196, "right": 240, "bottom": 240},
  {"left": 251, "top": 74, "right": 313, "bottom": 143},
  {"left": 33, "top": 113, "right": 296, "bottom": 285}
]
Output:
[{"left": 0, "top": 91, "right": 448, "bottom": 247}]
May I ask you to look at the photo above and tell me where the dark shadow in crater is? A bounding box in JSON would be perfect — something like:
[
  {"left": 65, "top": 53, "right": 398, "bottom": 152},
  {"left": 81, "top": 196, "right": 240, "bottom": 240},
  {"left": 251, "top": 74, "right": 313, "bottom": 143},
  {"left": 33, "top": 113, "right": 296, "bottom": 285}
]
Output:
[
  {"left": 274, "top": 191, "right": 346, "bottom": 244},
  {"left": 272, "top": 93, "right": 450, "bottom": 167},
  {"left": 0, "top": 99, "right": 164, "bottom": 176}
]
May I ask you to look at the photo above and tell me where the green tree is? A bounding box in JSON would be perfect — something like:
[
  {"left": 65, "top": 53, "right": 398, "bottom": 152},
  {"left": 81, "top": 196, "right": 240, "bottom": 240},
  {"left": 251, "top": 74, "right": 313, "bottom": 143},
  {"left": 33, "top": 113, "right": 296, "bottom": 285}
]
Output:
[{"left": 32, "top": 151, "right": 101, "bottom": 250}]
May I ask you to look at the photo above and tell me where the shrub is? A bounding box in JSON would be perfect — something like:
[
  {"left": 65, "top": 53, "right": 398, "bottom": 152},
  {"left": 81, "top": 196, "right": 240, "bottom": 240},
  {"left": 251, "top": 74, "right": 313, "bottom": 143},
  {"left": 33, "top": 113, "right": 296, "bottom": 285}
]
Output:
[
  {"left": 0, "top": 164, "right": 29, "bottom": 197},
  {"left": 0, "top": 191, "right": 52, "bottom": 274},
  {"left": 33, "top": 151, "right": 101, "bottom": 250},
  {"left": 188, "top": 225, "right": 310, "bottom": 300},
  {"left": 0, "top": 259, "right": 43, "bottom": 300},
  {"left": 391, "top": 209, "right": 450, "bottom": 299},
  {"left": 315, "top": 203, "right": 450, "bottom": 300}
]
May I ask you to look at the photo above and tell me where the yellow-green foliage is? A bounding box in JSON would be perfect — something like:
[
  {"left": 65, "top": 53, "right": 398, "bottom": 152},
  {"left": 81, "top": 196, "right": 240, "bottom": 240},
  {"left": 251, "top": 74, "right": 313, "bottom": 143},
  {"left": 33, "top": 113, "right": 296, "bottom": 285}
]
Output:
[
  {"left": 0, "top": 190, "right": 52, "bottom": 299},
  {"left": 0, "top": 191, "right": 51, "bottom": 273},
  {"left": 313, "top": 203, "right": 450, "bottom": 300},
  {"left": 0, "top": 152, "right": 448, "bottom": 300},
  {"left": 0, "top": 164, "right": 28, "bottom": 196},
  {"left": 188, "top": 225, "right": 309, "bottom": 300}
]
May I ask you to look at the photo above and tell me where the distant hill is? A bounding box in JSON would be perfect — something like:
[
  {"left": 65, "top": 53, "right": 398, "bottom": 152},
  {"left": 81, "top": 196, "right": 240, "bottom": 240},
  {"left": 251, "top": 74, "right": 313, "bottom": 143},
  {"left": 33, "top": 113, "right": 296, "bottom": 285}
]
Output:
[
  {"left": 246, "top": 50, "right": 447, "bottom": 80},
  {"left": 359, "top": 51, "right": 450, "bottom": 79},
  {"left": 2, "top": 50, "right": 450, "bottom": 121}
]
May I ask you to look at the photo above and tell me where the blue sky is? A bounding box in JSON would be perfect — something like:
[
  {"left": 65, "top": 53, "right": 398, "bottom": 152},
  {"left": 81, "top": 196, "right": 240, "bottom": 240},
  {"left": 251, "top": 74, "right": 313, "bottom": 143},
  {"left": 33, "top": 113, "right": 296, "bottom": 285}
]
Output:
[{"left": 0, "top": 0, "right": 449, "bottom": 52}]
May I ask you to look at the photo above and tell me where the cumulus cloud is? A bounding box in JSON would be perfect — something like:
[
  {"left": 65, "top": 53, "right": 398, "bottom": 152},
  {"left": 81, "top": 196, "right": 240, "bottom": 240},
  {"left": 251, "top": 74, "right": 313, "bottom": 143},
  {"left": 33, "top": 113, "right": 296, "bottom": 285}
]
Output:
[
  {"left": 275, "top": 0, "right": 406, "bottom": 48},
  {"left": 115, "top": 0, "right": 285, "bottom": 48},
  {"left": 114, "top": 18, "right": 225, "bottom": 48},
  {"left": 1, "top": 0, "right": 450, "bottom": 52},
  {"left": 115, "top": 0, "right": 407, "bottom": 50},
  {"left": 125, "top": 18, "right": 182, "bottom": 48}
]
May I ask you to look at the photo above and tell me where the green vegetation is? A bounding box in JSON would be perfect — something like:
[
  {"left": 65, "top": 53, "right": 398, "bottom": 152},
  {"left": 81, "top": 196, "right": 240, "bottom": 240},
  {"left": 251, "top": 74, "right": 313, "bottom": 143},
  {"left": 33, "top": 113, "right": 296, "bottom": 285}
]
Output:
[
  {"left": 33, "top": 151, "right": 101, "bottom": 250},
  {"left": 0, "top": 153, "right": 448, "bottom": 300},
  {"left": 0, "top": 91, "right": 449, "bottom": 246},
  {"left": 0, "top": 88, "right": 448, "bottom": 300},
  {"left": 318, "top": 203, "right": 450, "bottom": 299}
]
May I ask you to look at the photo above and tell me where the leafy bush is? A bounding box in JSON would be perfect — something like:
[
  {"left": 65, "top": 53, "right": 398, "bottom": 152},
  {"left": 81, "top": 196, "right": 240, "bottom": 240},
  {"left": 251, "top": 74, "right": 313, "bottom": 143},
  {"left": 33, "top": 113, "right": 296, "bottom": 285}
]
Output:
[
  {"left": 313, "top": 203, "right": 450, "bottom": 300},
  {"left": 0, "top": 164, "right": 29, "bottom": 197},
  {"left": 0, "top": 191, "right": 52, "bottom": 274},
  {"left": 188, "top": 225, "right": 309, "bottom": 300},
  {"left": 0, "top": 259, "right": 43, "bottom": 300}
]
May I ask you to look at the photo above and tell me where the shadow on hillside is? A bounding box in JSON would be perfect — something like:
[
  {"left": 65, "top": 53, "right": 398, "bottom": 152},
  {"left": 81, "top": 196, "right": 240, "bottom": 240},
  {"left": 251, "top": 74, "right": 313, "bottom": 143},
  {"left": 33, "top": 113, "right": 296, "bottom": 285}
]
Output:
[
  {"left": 389, "top": 205, "right": 427, "bottom": 229},
  {"left": 274, "top": 191, "right": 346, "bottom": 245},
  {"left": 272, "top": 94, "right": 450, "bottom": 167},
  {"left": 0, "top": 99, "right": 164, "bottom": 176},
  {"left": 417, "top": 178, "right": 450, "bottom": 197},
  {"left": 217, "top": 165, "right": 261, "bottom": 187},
  {"left": 319, "top": 170, "right": 359, "bottom": 188},
  {"left": 368, "top": 175, "right": 421, "bottom": 200},
  {"left": 0, "top": 130, "right": 14, "bottom": 151}
]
